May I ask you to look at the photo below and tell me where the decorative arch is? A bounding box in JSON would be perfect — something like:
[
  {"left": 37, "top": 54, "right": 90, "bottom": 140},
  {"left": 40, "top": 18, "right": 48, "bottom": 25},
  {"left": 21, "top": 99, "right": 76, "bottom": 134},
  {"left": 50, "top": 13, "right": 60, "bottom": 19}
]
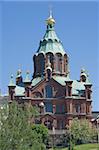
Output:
[
  {"left": 32, "top": 91, "right": 43, "bottom": 98},
  {"left": 41, "top": 39, "right": 47, "bottom": 46},
  {"left": 48, "top": 39, "right": 53, "bottom": 43}
]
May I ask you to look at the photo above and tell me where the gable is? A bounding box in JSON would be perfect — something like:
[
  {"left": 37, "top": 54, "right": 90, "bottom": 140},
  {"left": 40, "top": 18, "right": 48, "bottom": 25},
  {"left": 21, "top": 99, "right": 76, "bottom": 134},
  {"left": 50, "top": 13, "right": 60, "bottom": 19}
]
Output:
[{"left": 31, "top": 77, "right": 65, "bottom": 98}]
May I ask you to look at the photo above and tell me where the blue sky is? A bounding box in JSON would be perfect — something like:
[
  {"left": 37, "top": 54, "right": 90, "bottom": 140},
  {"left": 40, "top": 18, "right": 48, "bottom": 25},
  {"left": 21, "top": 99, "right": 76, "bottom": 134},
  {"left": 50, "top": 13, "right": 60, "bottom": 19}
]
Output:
[{"left": 0, "top": 1, "right": 99, "bottom": 111}]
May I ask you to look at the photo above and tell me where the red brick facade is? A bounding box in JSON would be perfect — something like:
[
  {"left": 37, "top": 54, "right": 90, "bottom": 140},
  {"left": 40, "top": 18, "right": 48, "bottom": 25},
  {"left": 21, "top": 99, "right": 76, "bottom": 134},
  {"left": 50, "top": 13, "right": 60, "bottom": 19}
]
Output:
[{"left": 8, "top": 13, "right": 92, "bottom": 130}]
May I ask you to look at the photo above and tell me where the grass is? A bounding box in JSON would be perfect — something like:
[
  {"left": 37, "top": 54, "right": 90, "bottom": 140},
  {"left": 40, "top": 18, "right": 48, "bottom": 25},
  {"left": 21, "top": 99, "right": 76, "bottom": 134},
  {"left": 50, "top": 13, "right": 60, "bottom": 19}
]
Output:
[{"left": 50, "top": 143, "right": 99, "bottom": 150}]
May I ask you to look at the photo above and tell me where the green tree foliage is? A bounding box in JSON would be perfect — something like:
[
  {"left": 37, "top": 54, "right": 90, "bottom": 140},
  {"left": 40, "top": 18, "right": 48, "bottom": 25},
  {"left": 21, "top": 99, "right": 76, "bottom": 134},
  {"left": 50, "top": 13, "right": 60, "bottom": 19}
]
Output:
[
  {"left": 32, "top": 124, "right": 49, "bottom": 144},
  {"left": 0, "top": 101, "right": 47, "bottom": 150},
  {"left": 65, "top": 118, "right": 97, "bottom": 147}
]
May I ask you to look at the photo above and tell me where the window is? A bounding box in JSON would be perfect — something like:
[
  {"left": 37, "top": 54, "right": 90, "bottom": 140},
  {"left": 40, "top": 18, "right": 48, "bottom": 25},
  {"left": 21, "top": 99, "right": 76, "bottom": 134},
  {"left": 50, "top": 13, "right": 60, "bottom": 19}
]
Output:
[
  {"left": 56, "top": 104, "right": 60, "bottom": 113},
  {"left": 37, "top": 54, "right": 45, "bottom": 76},
  {"left": 75, "top": 104, "right": 81, "bottom": 113},
  {"left": 56, "top": 53, "right": 62, "bottom": 73},
  {"left": 61, "top": 104, "right": 65, "bottom": 113},
  {"left": 56, "top": 104, "right": 65, "bottom": 114},
  {"left": 45, "top": 102, "right": 53, "bottom": 112},
  {"left": 45, "top": 85, "right": 53, "bottom": 112},
  {"left": 45, "top": 85, "right": 53, "bottom": 98}
]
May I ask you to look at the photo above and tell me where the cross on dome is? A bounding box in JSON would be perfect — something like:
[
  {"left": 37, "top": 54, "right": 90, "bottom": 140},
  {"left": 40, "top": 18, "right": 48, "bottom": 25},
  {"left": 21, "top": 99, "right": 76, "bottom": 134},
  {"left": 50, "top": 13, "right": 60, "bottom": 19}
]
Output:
[{"left": 46, "top": 9, "right": 55, "bottom": 25}]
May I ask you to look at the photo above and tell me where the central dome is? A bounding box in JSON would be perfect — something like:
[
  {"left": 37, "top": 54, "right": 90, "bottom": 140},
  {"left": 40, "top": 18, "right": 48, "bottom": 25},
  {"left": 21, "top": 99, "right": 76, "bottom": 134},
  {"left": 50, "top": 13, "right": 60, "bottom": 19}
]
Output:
[
  {"left": 33, "top": 13, "right": 69, "bottom": 79},
  {"left": 37, "top": 13, "right": 66, "bottom": 56}
]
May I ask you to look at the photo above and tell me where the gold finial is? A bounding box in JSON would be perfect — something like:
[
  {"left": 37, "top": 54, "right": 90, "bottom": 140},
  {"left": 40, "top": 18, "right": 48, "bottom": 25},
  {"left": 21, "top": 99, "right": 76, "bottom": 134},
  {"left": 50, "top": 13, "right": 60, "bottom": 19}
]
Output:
[{"left": 46, "top": 6, "right": 55, "bottom": 25}]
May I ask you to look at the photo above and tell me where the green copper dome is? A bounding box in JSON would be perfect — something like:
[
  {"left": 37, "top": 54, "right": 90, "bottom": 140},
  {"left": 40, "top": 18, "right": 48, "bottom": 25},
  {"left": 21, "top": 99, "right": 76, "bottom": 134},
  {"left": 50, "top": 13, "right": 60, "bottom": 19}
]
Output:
[{"left": 37, "top": 14, "right": 66, "bottom": 55}]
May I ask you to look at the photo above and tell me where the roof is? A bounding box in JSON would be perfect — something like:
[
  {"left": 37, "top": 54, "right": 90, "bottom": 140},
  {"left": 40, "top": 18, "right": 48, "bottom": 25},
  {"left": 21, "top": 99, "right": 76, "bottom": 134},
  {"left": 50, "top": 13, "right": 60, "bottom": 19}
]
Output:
[
  {"left": 72, "top": 80, "right": 85, "bottom": 90},
  {"left": 38, "top": 40, "right": 65, "bottom": 55},
  {"left": 53, "top": 76, "right": 85, "bottom": 95},
  {"left": 31, "top": 76, "right": 87, "bottom": 96},
  {"left": 15, "top": 85, "right": 25, "bottom": 96},
  {"left": 31, "top": 77, "right": 42, "bottom": 86},
  {"left": 53, "top": 76, "right": 71, "bottom": 86},
  {"left": 37, "top": 16, "right": 66, "bottom": 56}
]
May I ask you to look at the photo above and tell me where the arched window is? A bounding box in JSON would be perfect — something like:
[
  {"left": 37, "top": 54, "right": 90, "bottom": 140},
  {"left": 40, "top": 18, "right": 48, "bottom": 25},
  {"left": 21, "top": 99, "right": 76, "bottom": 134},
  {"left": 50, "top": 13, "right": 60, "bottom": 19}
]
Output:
[
  {"left": 56, "top": 104, "right": 60, "bottom": 113},
  {"left": 45, "top": 85, "right": 53, "bottom": 98},
  {"left": 36, "top": 54, "right": 45, "bottom": 76},
  {"left": 55, "top": 53, "right": 62, "bottom": 73},
  {"left": 56, "top": 104, "right": 65, "bottom": 114},
  {"left": 45, "top": 85, "right": 53, "bottom": 112},
  {"left": 64, "top": 54, "right": 68, "bottom": 74},
  {"left": 45, "top": 102, "right": 53, "bottom": 112},
  {"left": 75, "top": 104, "right": 81, "bottom": 113}
]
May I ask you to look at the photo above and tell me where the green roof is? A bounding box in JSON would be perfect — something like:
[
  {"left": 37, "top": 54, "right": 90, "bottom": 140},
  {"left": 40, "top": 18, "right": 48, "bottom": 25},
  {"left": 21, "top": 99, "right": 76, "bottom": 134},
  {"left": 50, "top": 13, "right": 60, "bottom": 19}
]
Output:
[
  {"left": 53, "top": 76, "right": 86, "bottom": 95},
  {"left": 31, "top": 77, "right": 42, "bottom": 86},
  {"left": 43, "top": 29, "right": 60, "bottom": 41},
  {"left": 72, "top": 80, "right": 85, "bottom": 95},
  {"left": 53, "top": 76, "right": 71, "bottom": 86},
  {"left": 37, "top": 22, "right": 66, "bottom": 55},
  {"left": 15, "top": 86, "right": 25, "bottom": 96}
]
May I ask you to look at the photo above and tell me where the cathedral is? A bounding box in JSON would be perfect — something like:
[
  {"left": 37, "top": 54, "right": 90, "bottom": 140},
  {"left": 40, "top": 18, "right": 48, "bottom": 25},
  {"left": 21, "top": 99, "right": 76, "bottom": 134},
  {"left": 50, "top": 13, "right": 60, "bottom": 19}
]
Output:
[{"left": 8, "top": 12, "right": 92, "bottom": 130}]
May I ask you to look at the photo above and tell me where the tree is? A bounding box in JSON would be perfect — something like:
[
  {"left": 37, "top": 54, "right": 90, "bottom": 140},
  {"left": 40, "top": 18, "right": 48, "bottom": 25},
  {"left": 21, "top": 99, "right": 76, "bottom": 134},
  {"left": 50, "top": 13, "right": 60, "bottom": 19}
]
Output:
[
  {"left": 32, "top": 124, "right": 49, "bottom": 144},
  {"left": 65, "top": 118, "right": 97, "bottom": 149},
  {"left": 0, "top": 101, "right": 46, "bottom": 150}
]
